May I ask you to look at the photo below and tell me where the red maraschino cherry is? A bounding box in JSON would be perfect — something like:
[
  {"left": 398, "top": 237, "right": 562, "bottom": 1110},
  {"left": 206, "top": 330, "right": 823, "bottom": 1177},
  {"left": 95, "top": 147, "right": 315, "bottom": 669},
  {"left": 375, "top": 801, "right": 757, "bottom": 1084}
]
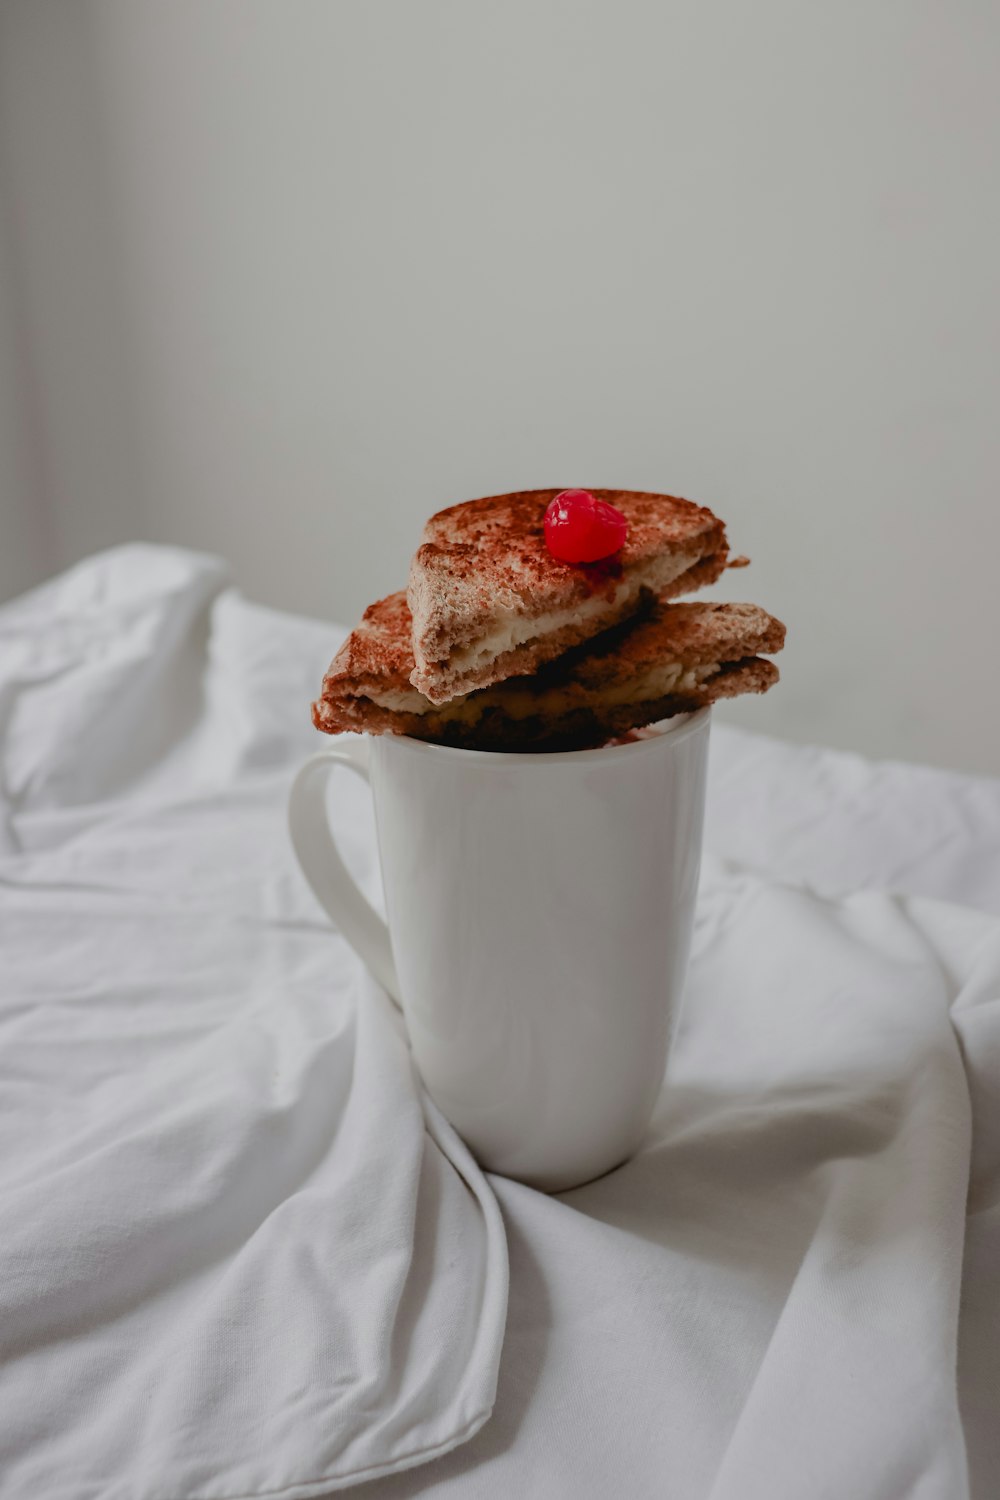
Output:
[{"left": 543, "top": 489, "right": 629, "bottom": 564}]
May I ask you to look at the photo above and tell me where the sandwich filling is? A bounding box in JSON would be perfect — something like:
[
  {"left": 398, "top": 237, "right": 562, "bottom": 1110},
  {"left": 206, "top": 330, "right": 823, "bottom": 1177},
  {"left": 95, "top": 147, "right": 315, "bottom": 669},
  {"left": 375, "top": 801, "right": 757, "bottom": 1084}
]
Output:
[{"left": 365, "top": 660, "right": 720, "bottom": 723}]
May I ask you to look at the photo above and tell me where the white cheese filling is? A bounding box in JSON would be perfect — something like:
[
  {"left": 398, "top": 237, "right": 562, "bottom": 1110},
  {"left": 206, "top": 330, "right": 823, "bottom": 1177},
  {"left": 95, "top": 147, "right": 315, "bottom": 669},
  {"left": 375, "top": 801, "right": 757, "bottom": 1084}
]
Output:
[{"left": 368, "top": 685, "right": 435, "bottom": 714}]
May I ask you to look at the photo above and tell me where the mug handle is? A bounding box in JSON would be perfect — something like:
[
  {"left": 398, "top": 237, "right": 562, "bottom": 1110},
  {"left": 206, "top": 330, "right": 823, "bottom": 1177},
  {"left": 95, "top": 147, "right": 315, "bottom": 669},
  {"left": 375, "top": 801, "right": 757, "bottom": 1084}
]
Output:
[{"left": 288, "top": 742, "right": 402, "bottom": 1007}]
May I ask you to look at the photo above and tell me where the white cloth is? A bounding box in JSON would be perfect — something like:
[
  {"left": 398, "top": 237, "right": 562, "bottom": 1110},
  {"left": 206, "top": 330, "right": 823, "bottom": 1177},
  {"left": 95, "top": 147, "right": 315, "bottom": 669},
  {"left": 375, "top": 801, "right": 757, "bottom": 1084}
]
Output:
[
  {"left": 1, "top": 546, "right": 997, "bottom": 1500},
  {"left": 0, "top": 548, "right": 507, "bottom": 1498},
  {"left": 706, "top": 723, "right": 1000, "bottom": 916}
]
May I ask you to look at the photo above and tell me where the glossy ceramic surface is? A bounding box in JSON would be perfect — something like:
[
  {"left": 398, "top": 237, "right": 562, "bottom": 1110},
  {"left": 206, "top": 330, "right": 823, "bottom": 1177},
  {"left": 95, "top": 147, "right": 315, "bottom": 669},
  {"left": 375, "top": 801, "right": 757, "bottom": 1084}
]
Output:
[{"left": 289, "top": 711, "right": 710, "bottom": 1191}]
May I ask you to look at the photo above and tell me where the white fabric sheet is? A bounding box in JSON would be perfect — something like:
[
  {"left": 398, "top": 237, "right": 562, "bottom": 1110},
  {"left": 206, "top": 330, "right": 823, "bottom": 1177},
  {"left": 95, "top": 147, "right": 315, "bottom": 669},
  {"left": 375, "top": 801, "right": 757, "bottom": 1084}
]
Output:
[
  {"left": 1, "top": 546, "right": 997, "bottom": 1500},
  {"left": 0, "top": 549, "right": 507, "bottom": 1498}
]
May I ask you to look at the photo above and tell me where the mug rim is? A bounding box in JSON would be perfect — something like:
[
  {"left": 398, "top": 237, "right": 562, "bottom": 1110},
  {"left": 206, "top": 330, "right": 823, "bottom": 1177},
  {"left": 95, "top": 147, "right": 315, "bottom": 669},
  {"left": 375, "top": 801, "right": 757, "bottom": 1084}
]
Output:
[{"left": 372, "top": 705, "right": 711, "bottom": 767}]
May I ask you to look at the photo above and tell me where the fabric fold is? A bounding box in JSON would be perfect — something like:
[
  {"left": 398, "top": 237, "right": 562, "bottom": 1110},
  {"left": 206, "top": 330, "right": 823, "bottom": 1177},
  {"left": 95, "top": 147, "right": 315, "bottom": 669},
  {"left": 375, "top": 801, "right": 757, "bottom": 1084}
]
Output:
[{"left": 0, "top": 547, "right": 508, "bottom": 1499}]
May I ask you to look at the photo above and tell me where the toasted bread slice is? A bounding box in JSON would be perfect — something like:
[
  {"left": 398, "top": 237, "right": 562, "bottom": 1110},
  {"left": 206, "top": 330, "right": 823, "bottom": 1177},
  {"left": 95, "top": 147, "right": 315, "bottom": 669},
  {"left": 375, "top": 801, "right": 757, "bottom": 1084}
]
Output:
[
  {"left": 407, "top": 489, "right": 729, "bottom": 704},
  {"left": 313, "top": 593, "right": 784, "bottom": 753}
]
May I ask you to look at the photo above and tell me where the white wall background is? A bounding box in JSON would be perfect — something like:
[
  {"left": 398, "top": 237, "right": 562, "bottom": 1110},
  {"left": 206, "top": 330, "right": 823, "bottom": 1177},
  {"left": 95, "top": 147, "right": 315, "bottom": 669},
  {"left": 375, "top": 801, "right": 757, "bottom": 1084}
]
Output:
[{"left": 1, "top": 0, "right": 998, "bottom": 773}]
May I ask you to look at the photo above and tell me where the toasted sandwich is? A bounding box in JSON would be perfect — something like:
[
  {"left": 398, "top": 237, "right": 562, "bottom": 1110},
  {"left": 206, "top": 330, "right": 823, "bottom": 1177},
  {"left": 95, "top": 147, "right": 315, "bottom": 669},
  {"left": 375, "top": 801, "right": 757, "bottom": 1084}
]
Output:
[
  {"left": 406, "top": 489, "right": 729, "bottom": 704},
  {"left": 313, "top": 593, "right": 784, "bottom": 753}
]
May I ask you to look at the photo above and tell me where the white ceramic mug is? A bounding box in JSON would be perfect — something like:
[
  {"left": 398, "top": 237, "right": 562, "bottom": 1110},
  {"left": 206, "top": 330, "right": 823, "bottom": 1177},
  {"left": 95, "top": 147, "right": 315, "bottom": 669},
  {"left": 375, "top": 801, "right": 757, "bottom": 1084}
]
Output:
[{"left": 288, "top": 710, "right": 710, "bottom": 1192}]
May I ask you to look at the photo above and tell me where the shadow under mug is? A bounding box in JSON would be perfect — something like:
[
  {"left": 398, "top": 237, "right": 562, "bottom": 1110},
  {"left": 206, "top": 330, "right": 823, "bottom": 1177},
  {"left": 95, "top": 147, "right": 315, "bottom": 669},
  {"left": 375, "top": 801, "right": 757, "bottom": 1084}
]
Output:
[{"left": 288, "top": 710, "right": 711, "bottom": 1192}]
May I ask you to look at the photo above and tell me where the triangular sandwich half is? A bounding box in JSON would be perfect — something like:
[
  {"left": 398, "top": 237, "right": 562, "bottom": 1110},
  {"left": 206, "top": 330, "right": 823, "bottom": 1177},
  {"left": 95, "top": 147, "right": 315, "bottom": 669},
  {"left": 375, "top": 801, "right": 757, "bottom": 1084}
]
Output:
[{"left": 406, "top": 489, "right": 730, "bottom": 704}]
